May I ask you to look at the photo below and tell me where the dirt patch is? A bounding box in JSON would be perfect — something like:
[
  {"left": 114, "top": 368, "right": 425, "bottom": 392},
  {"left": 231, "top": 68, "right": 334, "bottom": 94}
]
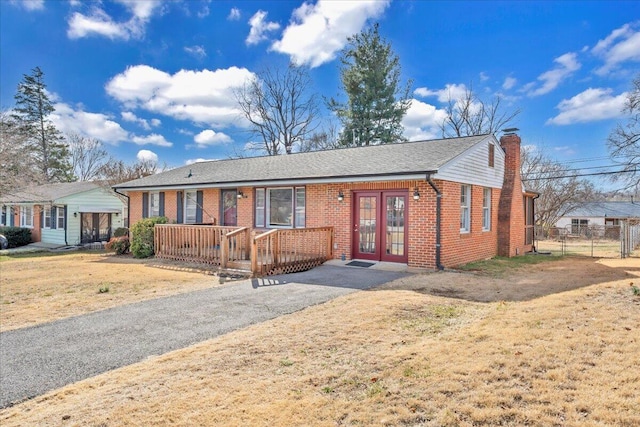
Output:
[
  {"left": 0, "top": 252, "right": 219, "bottom": 332},
  {"left": 0, "top": 255, "right": 638, "bottom": 426}
]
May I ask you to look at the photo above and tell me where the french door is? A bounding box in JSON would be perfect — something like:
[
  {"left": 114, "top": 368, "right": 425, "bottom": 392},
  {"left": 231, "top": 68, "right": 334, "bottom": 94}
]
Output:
[
  {"left": 81, "top": 213, "right": 111, "bottom": 243},
  {"left": 352, "top": 191, "right": 408, "bottom": 263},
  {"left": 221, "top": 189, "right": 238, "bottom": 226}
]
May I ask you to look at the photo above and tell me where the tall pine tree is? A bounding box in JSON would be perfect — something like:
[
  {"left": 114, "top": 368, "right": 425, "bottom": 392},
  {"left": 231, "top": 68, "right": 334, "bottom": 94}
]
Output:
[
  {"left": 328, "top": 23, "right": 412, "bottom": 147},
  {"left": 12, "top": 66, "right": 73, "bottom": 183}
]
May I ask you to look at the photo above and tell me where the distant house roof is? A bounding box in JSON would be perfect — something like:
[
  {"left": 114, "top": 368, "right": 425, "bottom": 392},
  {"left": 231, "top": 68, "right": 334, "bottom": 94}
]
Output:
[
  {"left": 114, "top": 134, "right": 493, "bottom": 191},
  {"left": 0, "top": 182, "right": 101, "bottom": 204},
  {"left": 563, "top": 202, "right": 640, "bottom": 219}
]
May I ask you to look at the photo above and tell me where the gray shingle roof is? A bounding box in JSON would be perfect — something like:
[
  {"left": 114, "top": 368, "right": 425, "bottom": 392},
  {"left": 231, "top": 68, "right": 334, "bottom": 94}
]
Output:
[
  {"left": 0, "top": 182, "right": 100, "bottom": 203},
  {"left": 114, "top": 134, "right": 491, "bottom": 190},
  {"left": 564, "top": 202, "right": 640, "bottom": 218}
]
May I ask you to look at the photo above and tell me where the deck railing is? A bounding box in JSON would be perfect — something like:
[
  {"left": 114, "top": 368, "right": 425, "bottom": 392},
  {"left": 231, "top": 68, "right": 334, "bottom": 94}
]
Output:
[
  {"left": 154, "top": 224, "right": 244, "bottom": 264},
  {"left": 154, "top": 224, "right": 333, "bottom": 276},
  {"left": 251, "top": 227, "right": 333, "bottom": 276}
]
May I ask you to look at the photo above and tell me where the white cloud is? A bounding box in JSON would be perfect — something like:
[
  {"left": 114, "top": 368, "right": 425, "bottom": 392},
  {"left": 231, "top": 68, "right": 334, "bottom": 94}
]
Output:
[
  {"left": 137, "top": 149, "right": 158, "bottom": 163},
  {"left": 197, "top": 5, "right": 210, "bottom": 18},
  {"left": 193, "top": 129, "right": 232, "bottom": 147},
  {"left": 414, "top": 83, "right": 468, "bottom": 103},
  {"left": 228, "top": 7, "right": 241, "bottom": 20},
  {"left": 246, "top": 10, "right": 280, "bottom": 45},
  {"left": 592, "top": 23, "right": 640, "bottom": 75},
  {"left": 121, "top": 111, "right": 152, "bottom": 130},
  {"left": 106, "top": 65, "right": 255, "bottom": 127},
  {"left": 184, "top": 45, "right": 207, "bottom": 58},
  {"left": 401, "top": 99, "right": 448, "bottom": 141},
  {"left": 67, "top": 0, "right": 162, "bottom": 40},
  {"left": 479, "top": 72, "right": 489, "bottom": 82},
  {"left": 526, "top": 52, "right": 581, "bottom": 97},
  {"left": 51, "top": 102, "right": 129, "bottom": 144},
  {"left": 150, "top": 118, "right": 161, "bottom": 127},
  {"left": 69, "top": 0, "right": 81, "bottom": 7},
  {"left": 546, "top": 87, "right": 628, "bottom": 125},
  {"left": 10, "top": 0, "right": 44, "bottom": 11},
  {"left": 271, "top": 0, "right": 390, "bottom": 68},
  {"left": 131, "top": 133, "right": 173, "bottom": 147},
  {"left": 502, "top": 76, "right": 517, "bottom": 90},
  {"left": 186, "top": 158, "right": 218, "bottom": 165}
]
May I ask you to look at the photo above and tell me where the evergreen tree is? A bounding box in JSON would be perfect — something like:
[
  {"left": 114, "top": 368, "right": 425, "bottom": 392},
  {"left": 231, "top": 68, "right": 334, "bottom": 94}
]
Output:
[
  {"left": 328, "top": 23, "right": 412, "bottom": 147},
  {"left": 11, "top": 66, "right": 73, "bottom": 183}
]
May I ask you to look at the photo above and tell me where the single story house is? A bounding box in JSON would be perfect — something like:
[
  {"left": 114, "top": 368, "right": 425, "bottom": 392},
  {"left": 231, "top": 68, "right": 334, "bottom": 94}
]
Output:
[
  {"left": 113, "top": 132, "right": 535, "bottom": 270},
  {"left": 0, "top": 182, "right": 126, "bottom": 246},
  {"left": 555, "top": 201, "right": 640, "bottom": 237}
]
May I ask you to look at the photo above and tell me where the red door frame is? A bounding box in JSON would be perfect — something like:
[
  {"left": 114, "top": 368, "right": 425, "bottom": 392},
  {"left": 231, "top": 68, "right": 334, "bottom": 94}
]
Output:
[{"left": 352, "top": 190, "right": 409, "bottom": 263}]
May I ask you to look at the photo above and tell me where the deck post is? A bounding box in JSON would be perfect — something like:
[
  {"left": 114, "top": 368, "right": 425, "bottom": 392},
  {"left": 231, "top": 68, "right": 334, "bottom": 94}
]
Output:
[
  {"left": 250, "top": 231, "right": 258, "bottom": 275},
  {"left": 221, "top": 232, "right": 229, "bottom": 269}
]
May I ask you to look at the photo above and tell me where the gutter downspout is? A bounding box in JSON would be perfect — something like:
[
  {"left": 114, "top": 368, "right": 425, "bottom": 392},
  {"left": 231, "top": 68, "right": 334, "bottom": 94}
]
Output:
[
  {"left": 532, "top": 193, "right": 540, "bottom": 253},
  {"left": 426, "top": 174, "right": 444, "bottom": 270},
  {"left": 114, "top": 188, "right": 130, "bottom": 230}
]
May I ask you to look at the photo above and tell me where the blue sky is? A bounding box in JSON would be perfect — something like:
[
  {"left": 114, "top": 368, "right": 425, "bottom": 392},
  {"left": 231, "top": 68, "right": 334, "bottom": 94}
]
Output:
[{"left": 1, "top": 0, "right": 639, "bottom": 188}]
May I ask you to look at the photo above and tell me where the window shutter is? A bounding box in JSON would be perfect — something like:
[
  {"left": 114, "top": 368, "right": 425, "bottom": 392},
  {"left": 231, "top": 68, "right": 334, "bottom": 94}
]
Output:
[
  {"left": 142, "top": 192, "right": 149, "bottom": 218},
  {"left": 10, "top": 208, "right": 14, "bottom": 226},
  {"left": 40, "top": 207, "right": 43, "bottom": 228},
  {"left": 1, "top": 207, "right": 5, "bottom": 226},
  {"left": 51, "top": 207, "right": 57, "bottom": 229},
  {"left": 176, "top": 191, "right": 183, "bottom": 223},
  {"left": 159, "top": 192, "right": 165, "bottom": 217},
  {"left": 196, "top": 190, "right": 203, "bottom": 223}
]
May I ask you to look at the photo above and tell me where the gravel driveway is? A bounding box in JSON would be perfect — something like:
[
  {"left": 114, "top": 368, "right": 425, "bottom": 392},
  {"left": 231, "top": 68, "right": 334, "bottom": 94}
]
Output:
[{"left": 0, "top": 265, "right": 407, "bottom": 408}]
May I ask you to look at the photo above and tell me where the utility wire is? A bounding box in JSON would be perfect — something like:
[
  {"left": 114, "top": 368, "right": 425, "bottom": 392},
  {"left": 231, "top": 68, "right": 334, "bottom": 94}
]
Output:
[{"left": 522, "top": 168, "right": 637, "bottom": 181}]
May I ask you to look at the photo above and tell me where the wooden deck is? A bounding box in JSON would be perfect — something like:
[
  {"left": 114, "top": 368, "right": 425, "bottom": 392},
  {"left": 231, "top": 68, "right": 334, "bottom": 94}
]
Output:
[{"left": 154, "top": 225, "right": 333, "bottom": 276}]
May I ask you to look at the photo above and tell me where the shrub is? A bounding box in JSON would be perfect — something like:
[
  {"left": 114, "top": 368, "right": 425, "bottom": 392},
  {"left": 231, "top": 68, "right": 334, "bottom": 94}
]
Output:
[
  {"left": 0, "top": 227, "right": 32, "bottom": 248},
  {"left": 130, "top": 216, "right": 167, "bottom": 258},
  {"left": 113, "top": 227, "right": 129, "bottom": 237},
  {"left": 105, "top": 236, "right": 130, "bottom": 255}
]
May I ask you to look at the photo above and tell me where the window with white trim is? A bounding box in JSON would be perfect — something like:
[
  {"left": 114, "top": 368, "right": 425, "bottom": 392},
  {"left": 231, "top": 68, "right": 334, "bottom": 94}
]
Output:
[
  {"left": 460, "top": 185, "right": 470, "bottom": 233},
  {"left": 20, "top": 206, "right": 33, "bottom": 228},
  {"left": 185, "top": 190, "right": 197, "bottom": 224},
  {"left": 482, "top": 188, "right": 491, "bottom": 231},
  {"left": 149, "top": 192, "right": 160, "bottom": 217},
  {"left": 57, "top": 207, "right": 65, "bottom": 229},
  {"left": 256, "top": 187, "right": 305, "bottom": 228},
  {"left": 43, "top": 206, "right": 52, "bottom": 229}
]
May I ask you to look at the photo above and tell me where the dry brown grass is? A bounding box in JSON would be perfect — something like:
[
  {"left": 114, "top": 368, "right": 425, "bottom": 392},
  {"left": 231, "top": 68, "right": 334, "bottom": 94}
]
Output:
[
  {"left": 0, "top": 252, "right": 218, "bottom": 332},
  {"left": 1, "top": 257, "right": 639, "bottom": 426}
]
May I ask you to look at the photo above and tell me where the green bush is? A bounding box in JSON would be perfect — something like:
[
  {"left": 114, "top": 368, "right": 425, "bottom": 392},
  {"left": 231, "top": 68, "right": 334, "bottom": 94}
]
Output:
[
  {"left": 113, "top": 227, "right": 129, "bottom": 237},
  {"left": 130, "top": 217, "right": 167, "bottom": 258},
  {"left": 0, "top": 227, "right": 32, "bottom": 248},
  {"left": 105, "top": 236, "right": 130, "bottom": 255}
]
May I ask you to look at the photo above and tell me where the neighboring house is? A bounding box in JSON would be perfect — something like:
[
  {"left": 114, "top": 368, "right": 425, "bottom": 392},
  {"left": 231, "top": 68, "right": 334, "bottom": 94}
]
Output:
[
  {"left": 0, "top": 182, "right": 125, "bottom": 246},
  {"left": 555, "top": 201, "right": 640, "bottom": 236},
  {"left": 114, "top": 132, "right": 535, "bottom": 270}
]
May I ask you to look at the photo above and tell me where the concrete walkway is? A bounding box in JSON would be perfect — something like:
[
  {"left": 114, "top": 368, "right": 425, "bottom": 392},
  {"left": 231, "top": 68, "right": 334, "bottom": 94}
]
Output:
[{"left": 0, "top": 265, "right": 408, "bottom": 408}]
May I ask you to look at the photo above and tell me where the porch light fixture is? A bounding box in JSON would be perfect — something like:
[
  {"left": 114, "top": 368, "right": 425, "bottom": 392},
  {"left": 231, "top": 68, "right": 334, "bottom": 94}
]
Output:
[
  {"left": 73, "top": 212, "right": 78, "bottom": 217},
  {"left": 337, "top": 190, "right": 344, "bottom": 202},
  {"left": 237, "top": 191, "right": 245, "bottom": 199},
  {"left": 413, "top": 187, "right": 420, "bottom": 201}
]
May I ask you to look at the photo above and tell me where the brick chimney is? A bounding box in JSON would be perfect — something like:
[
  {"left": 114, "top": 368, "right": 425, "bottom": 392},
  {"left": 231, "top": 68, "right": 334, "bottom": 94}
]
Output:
[{"left": 497, "top": 131, "right": 526, "bottom": 257}]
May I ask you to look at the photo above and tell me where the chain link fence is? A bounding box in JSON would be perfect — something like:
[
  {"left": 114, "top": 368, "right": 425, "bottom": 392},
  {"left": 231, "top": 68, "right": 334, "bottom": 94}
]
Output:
[{"left": 534, "top": 219, "right": 640, "bottom": 258}]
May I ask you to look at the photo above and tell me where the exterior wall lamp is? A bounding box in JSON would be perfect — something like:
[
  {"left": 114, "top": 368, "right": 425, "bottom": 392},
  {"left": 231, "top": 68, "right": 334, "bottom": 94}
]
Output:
[
  {"left": 337, "top": 190, "right": 344, "bottom": 202},
  {"left": 73, "top": 212, "right": 78, "bottom": 217},
  {"left": 413, "top": 187, "right": 420, "bottom": 201},
  {"left": 237, "top": 191, "right": 245, "bottom": 199}
]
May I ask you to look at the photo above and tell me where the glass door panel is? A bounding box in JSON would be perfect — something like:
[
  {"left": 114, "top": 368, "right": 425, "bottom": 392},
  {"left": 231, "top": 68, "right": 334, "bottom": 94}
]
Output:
[
  {"left": 353, "top": 193, "right": 379, "bottom": 260},
  {"left": 221, "top": 190, "right": 238, "bottom": 226},
  {"left": 382, "top": 194, "right": 407, "bottom": 262}
]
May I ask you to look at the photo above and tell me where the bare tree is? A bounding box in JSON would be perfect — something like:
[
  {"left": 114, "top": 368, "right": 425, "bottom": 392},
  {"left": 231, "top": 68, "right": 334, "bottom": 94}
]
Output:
[
  {"left": 67, "top": 133, "right": 110, "bottom": 181},
  {"left": 521, "top": 147, "right": 598, "bottom": 230},
  {"left": 0, "top": 110, "right": 43, "bottom": 196},
  {"left": 298, "top": 120, "right": 341, "bottom": 152},
  {"left": 97, "top": 159, "right": 160, "bottom": 187},
  {"left": 608, "top": 73, "right": 640, "bottom": 191},
  {"left": 235, "top": 63, "right": 319, "bottom": 155},
  {"left": 440, "top": 87, "right": 520, "bottom": 137}
]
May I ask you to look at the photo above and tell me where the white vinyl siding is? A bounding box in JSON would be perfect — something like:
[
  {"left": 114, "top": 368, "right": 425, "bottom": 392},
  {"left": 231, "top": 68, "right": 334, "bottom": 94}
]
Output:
[
  {"left": 482, "top": 188, "right": 491, "bottom": 231},
  {"left": 436, "top": 136, "right": 504, "bottom": 188},
  {"left": 460, "top": 185, "right": 470, "bottom": 233}
]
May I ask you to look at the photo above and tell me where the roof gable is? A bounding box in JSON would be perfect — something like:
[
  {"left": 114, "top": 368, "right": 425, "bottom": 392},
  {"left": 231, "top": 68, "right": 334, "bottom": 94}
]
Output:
[{"left": 114, "top": 134, "right": 493, "bottom": 190}]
